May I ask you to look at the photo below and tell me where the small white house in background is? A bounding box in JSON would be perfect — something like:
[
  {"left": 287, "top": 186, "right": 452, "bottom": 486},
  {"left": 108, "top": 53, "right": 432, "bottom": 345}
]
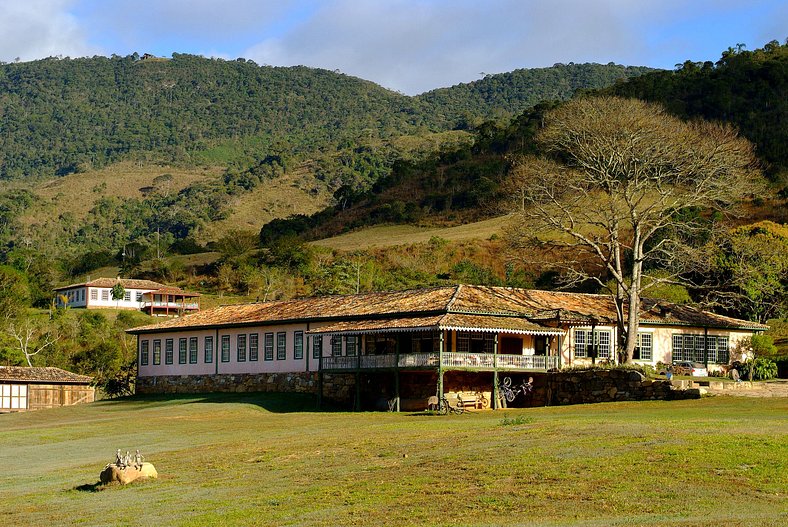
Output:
[{"left": 54, "top": 278, "right": 200, "bottom": 316}]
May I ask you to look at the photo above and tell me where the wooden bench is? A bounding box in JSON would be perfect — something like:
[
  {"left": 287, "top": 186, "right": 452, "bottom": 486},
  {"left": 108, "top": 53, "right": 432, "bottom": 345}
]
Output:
[{"left": 456, "top": 392, "right": 482, "bottom": 410}]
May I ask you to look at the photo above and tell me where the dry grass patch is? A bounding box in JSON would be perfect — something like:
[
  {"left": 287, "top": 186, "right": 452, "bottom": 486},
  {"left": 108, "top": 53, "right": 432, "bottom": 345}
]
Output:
[
  {"left": 313, "top": 215, "right": 513, "bottom": 251},
  {"left": 20, "top": 162, "right": 221, "bottom": 227}
]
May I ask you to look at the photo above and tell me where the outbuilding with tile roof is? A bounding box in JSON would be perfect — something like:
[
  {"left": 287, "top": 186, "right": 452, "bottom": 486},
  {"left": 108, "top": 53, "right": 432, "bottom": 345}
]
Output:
[{"left": 0, "top": 366, "right": 95, "bottom": 412}]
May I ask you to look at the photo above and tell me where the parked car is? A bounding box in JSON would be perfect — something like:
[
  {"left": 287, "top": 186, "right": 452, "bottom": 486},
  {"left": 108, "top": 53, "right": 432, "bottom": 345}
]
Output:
[{"left": 672, "top": 361, "right": 708, "bottom": 377}]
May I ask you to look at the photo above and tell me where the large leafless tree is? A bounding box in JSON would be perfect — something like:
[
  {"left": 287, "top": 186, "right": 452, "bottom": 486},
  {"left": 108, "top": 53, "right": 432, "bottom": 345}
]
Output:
[{"left": 504, "top": 96, "right": 760, "bottom": 362}]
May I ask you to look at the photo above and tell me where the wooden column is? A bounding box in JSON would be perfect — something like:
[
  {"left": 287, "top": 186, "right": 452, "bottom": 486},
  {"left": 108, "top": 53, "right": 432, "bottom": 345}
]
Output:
[
  {"left": 317, "top": 339, "right": 324, "bottom": 410},
  {"left": 492, "top": 333, "right": 499, "bottom": 410},
  {"left": 394, "top": 334, "right": 400, "bottom": 412},
  {"left": 354, "top": 336, "right": 361, "bottom": 412},
  {"left": 437, "top": 331, "right": 445, "bottom": 410}
]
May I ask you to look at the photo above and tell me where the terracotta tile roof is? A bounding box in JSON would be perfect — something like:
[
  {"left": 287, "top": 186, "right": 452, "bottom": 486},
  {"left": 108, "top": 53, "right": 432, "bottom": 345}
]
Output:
[
  {"left": 308, "top": 315, "right": 445, "bottom": 334},
  {"left": 146, "top": 286, "right": 201, "bottom": 297},
  {"left": 127, "top": 284, "right": 767, "bottom": 334},
  {"left": 439, "top": 313, "right": 563, "bottom": 335},
  {"left": 55, "top": 278, "right": 167, "bottom": 291},
  {"left": 128, "top": 287, "right": 458, "bottom": 333},
  {"left": 0, "top": 366, "right": 93, "bottom": 384},
  {"left": 310, "top": 313, "right": 563, "bottom": 335},
  {"left": 453, "top": 286, "right": 769, "bottom": 330}
]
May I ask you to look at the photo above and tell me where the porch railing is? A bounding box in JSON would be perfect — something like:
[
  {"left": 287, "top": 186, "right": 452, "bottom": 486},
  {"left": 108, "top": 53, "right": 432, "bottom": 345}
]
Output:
[
  {"left": 144, "top": 301, "right": 200, "bottom": 310},
  {"left": 495, "top": 354, "right": 559, "bottom": 370},
  {"left": 321, "top": 352, "right": 558, "bottom": 371},
  {"left": 441, "top": 352, "right": 494, "bottom": 368}
]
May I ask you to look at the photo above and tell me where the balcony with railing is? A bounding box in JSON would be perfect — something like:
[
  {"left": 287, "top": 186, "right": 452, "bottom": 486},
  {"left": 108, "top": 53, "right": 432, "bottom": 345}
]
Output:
[
  {"left": 320, "top": 352, "right": 557, "bottom": 371},
  {"left": 143, "top": 301, "right": 200, "bottom": 311}
]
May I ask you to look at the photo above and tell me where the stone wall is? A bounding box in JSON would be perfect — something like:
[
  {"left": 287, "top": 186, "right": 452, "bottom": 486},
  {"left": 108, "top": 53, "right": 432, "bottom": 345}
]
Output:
[
  {"left": 136, "top": 373, "right": 317, "bottom": 395},
  {"left": 544, "top": 369, "right": 700, "bottom": 405},
  {"left": 136, "top": 368, "right": 699, "bottom": 407},
  {"left": 136, "top": 372, "right": 359, "bottom": 404}
]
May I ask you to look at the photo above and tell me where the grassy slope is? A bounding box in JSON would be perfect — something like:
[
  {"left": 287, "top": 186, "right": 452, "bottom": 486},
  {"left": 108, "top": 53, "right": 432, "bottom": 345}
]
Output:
[
  {"left": 198, "top": 165, "right": 332, "bottom": 244},
  {"left": 0, "top": 394, "right": 785, "bottom": 527},
  {"left": 16, "top": 162, "right": 221, "bottom": 227},
  {"left": 311, "top": 215, "right": 512, "bottom": 251}
]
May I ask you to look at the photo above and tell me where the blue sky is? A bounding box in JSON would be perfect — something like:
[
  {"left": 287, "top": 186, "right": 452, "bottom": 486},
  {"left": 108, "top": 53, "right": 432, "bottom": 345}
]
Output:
[{"left": 0, "top": 0, "right": 785, "bottom": 94}]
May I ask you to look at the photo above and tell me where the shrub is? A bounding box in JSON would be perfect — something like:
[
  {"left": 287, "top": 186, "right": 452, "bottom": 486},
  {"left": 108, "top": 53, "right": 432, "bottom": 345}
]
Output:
[{"left": 734, "top": 357, "right": 778, "bottom": 380}]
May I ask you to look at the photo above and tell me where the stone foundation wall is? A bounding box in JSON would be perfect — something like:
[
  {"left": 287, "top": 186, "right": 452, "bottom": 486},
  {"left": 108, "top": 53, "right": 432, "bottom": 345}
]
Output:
[
  {"left": 136, "top": 372, "right": 358, "bottom": 404},
  {"left": 545, "top": 369, "right": 700, "bottom": 405},
  {"left": 136, "top": 369, "right": 699, "bottom": 407},
  {"left": 136, "top": 373, "right": 318, "bottom": 395}
]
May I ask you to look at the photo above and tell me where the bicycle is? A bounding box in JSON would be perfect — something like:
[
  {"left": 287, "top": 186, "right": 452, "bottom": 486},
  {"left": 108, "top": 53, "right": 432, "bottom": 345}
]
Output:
[{"left": 439, "top": 396, "right": 465, "bottom": 415}]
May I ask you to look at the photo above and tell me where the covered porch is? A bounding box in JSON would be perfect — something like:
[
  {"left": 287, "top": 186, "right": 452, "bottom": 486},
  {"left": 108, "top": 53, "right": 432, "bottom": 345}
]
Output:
[
  {"left": 309, "top": 313, "right": 563, "bottom": 411},
  {"left": 142, "top": 287, "right": 200, "bottom": 317}
]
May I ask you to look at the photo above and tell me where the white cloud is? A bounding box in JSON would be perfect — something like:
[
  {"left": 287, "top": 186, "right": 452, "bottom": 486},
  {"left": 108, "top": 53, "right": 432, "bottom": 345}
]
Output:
[
  {"left": 0, "top": 1, "right": 95, "bottom": 62},
  {"left": 243, "top": 0, "right": 679, "bottom": 94}
]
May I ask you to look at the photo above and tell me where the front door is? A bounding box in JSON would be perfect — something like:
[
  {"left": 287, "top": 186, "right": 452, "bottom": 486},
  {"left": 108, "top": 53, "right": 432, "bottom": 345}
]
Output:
[
  {"left": 534, "top": 336, "right": 547, "bottom": 356},
  {"left": 501, "top": 337, "right": 523, "bottom": 355}
]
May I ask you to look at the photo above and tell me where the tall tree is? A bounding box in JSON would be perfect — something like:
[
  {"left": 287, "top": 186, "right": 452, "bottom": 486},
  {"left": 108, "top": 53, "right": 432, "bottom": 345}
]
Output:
[
  {"left": 504, "top": 96, "right": 760, "bottom": 362},
  {"left": 695, "top": 221, "right": 788, "bottom": 323}
]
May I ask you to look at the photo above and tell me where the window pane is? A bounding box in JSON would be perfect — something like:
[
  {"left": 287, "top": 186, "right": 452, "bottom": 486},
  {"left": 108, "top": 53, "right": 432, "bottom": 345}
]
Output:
[
  {"left": 598, "top": 331, "right": 611, "bottom": 359},
  {"left": 189, "top": 337, "right": 198, "bottom": 364},
  {"left": 637, "top": 333, "right": 652, "bottom": 361},
  {"left": 672, "top": 334, "right": 683, "bottom": 361},
  {"left": 706, "top": 336, "right": 717, "bottom": 364},
  {"left": 153, "top": 340, "right": 161, "bottom": 365},
  {"left": 264, "top": 333, "right": 274, "bottom": 361},
  {"left": 165, "top": 339, "right": 174, "bottom": 365},
  {"left": 221, "top": 335, "right": 230, "bottom": 362},
  {"left": 331, "top": 336, "right": 342, "bottom": 357},
  {"left": 237, "top": 334, "right": 247, "bottom": 362},
  {"left": 574, "top": 330, "right": 587, "bottom": 358},
  {"left": 313, "top": 335, "right": 322, "bottom": 359},
  {"left": 345, "top": 335, "right": 356, "bottom": 357},
  {"left": 249, "top": 333, "right": 259, "bottom": 361},
  {"left": 717, "top": 337, "right": 729, "bottom": 364},
  {"left": 294, "top": 331, "right": 304, "bottom": 360},
  {"left": 277, "top": 332, "right": 286, "bottom": 360},
  {"left": 179, "top": 338, "right": 187, "bottom": 364},
  {"left": 141, "top": 340, "right": 149, "bottom": 366},
  {"left": 204, "top": 336, "right": 214, "bottom": 363}
]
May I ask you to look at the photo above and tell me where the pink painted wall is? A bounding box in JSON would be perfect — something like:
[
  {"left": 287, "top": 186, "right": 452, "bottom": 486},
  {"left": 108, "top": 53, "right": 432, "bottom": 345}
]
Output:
[{"left": 138, "top": 322, "right": 339, "bottom": 377}]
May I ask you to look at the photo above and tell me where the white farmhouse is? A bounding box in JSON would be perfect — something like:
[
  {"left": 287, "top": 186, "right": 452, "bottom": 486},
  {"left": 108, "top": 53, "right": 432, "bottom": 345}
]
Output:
[{"left": 54, "top": 278, "right": 199, "bottom": 316}]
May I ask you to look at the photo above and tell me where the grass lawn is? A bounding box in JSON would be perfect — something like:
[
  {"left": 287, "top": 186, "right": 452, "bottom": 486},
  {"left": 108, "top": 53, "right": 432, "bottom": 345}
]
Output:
[{"left": 0, "top": 395, "right": 785, "bottom": 527}]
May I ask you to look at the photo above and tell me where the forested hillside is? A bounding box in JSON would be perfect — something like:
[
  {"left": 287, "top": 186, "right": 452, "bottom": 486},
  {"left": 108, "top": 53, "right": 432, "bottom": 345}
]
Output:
[
  {"left": 419, "top": 63, "right": 653, "bottom": 125},
  {"left": 0, "top": 54, "right": 650, "bottom": 180},
  {"left": 604, "top": 40, "right": 788, "bottom": 182},
  {"left": 262, "top": 41, "right": 788, "bottom": 244}
]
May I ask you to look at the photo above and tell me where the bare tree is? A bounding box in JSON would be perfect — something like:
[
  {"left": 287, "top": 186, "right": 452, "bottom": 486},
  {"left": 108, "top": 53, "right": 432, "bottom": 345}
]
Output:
[
  {"left": 8, "top": 319, "right": 59, "bottom": 367},
  {"left": 504, "top": 96, "right": 760, "bottom": 362}
]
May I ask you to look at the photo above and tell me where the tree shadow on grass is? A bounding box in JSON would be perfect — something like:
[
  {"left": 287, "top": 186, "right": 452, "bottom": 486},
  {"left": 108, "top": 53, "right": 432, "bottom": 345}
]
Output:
[
  {"left": 93, "top": 392, "right": 342, "bottom": 413},
  {"left": 74, "top": 481, "right": 104, "bottom": 492}
]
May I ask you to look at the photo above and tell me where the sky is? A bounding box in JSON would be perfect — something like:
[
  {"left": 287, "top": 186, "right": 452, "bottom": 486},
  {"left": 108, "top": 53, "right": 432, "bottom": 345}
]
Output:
[{"left": 0, "top": 0, "right": 785, "bottom": 94}]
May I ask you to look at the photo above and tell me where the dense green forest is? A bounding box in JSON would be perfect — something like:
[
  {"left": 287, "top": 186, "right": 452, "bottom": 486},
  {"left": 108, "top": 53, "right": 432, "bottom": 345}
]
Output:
[
  {"left": 419, "top": 63, "right": 653, "bottom": 125},
  {"left": 603, "top": 40, "right": 788, "bottom": 182},
  {"left": 0, "top": 54, "right": 649, "bottom": 180}
]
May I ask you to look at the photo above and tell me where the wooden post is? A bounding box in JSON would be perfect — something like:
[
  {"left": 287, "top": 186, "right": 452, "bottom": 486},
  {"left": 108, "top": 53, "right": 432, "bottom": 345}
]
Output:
[
  {"left": 394, "top": 334, "right": 401, "bottom": 412},
  {"left": 355, "top": 337, "right": 361, "bottom": 411},
  {"left": 437, "top": 331, "right": 444, "bottom": 408},
  {"left": 704, "top": 327, "right": 709, "bottom": 368},
  {"left": 492, "top": 333, "right": 499, "bottom": 410},
  {"left": 318, "top": 341, "right": 324, "bottom": 410}
]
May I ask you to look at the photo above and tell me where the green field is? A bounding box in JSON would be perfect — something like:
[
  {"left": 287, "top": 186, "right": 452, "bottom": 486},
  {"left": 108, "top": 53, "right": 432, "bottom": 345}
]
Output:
[{"left": 0, "top": 395, "right": 785, "bottom": 526}]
